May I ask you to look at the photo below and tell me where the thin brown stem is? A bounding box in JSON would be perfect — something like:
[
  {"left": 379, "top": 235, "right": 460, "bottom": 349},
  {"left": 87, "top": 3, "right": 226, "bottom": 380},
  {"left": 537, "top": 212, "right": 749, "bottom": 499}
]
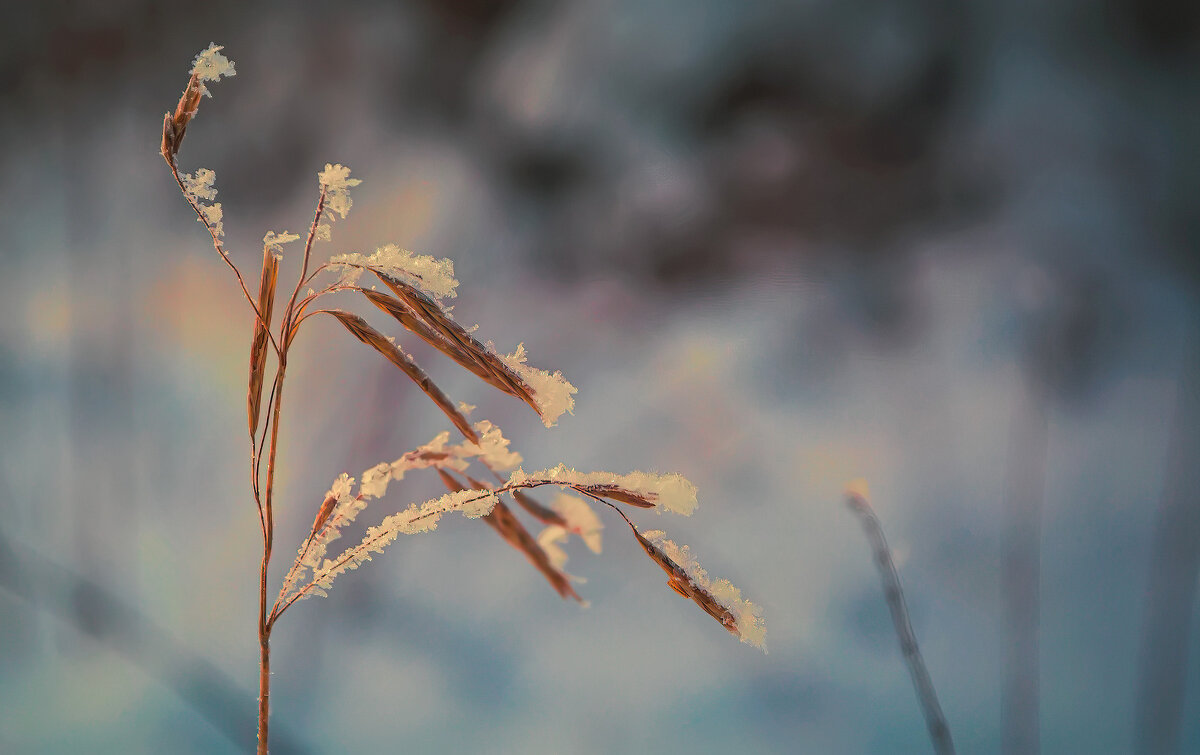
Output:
[
  {"left": 257, "top": 629, "right": 270, "bottom": 755},
  {"left": 281, "top": 190, "right": 328, "bottom": 350},
  {"left": 167, "top": 159, "right": 281, "bottom": 358},
  {"left": 257, "top": 360, "right": 287, "bottom": 753},
  {"left": 302, "top": 262, "right": 330, "bottom": 288}
]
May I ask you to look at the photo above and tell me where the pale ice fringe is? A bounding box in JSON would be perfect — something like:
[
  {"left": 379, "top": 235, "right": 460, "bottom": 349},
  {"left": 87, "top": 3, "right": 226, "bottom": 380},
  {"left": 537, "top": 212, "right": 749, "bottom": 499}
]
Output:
[
  {"left": 191, "top": 43, "right": 236, "bottom": 84},
  {"left": 508, "top": 464, "right": 698, "bottom": 516},
  {"left": 263, "top": 231, "right": 300, "bottom": 255},
  {"left": 329, "top": 243, "right": 459, "bottom": 301},
  {"left": 316, "top": 163, "right": 362, "bottom": 221},
  {"left": 492, "top": 343, "right": 577, "bottom": 427},
  {"left": 642, "top": 529, "right": 767, "bottom": 650},
  {"left": 311, "top": 489, "right": 497, "bottom": 590}
]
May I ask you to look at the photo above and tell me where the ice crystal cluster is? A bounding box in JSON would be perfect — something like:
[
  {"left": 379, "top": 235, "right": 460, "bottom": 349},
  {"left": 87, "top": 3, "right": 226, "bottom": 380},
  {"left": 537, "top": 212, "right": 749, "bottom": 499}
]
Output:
[
  {"left": 642, "top": 530, "right": 768, "bottom": 649},
  {"left": 180, "top": 168, "right": 224, "bottom": 238},
  {"left": 191, "top": 43, "right": 235, "bottom": 94},
  {"left": 330, "top": 243, "right": 460, "bottom": 300},
  {"left": 508, "top": 464, "right": 699, "bottom": 515},
  {"left": 494, "top": 343, "right": 577, "bottom": 427}
]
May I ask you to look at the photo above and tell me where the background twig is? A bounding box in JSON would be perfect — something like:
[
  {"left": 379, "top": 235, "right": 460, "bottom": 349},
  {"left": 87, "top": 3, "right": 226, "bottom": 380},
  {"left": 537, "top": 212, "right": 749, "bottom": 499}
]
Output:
[{"left": 845, "top": 483, "right": 954, "bottom": 755}]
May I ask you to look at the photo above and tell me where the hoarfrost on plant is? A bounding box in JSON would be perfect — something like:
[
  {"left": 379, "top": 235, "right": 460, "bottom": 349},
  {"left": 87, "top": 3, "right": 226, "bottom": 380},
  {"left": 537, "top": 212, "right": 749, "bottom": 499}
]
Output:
[
  {"left": 457, "top": 420, "right": 522, "bottom": 470},
  {"left": 311, "top": 488, "right": 497, "bottom": 590},
  {"left": 537, "top": 525, "right": 571, "bottom": 570},
  {"left": 199, "top": 203, "right": 224, "bottom": 238},
  {"left": 316, "top": 163, "right": 362, "bottom": 220},
  {"left": 642, "top": 529, "right": 767, "bottom": 650},
  {"left": 508, "top": 464, "right": 697, "bottom": 516},
  {"left": 181, "top": 168, "right": 218, "bottom": 200},
  {"left": 190, "top": 43, "right": 236, "bottom": 94},
  {"left": 329, "top": 243, "right": 459, "bottom": 301},
  {"left": 263, "top": 230, "right": 300, "bottom": 254},
  {"left": 493, "top": 343, "right": 577, "bottom": 427}
]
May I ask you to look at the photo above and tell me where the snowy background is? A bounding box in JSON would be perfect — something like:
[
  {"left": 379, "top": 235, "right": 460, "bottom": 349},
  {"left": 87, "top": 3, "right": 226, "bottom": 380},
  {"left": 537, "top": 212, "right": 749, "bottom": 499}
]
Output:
[{"left": 1, "top": 0, "right": 1198, "bottom": 753}]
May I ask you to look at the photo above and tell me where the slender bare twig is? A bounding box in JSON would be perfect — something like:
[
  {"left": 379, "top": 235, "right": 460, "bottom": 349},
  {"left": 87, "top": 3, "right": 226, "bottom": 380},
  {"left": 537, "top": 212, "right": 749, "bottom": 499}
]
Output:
[{"left": 845, "top": 484, "right": 955, "bottom": 755}]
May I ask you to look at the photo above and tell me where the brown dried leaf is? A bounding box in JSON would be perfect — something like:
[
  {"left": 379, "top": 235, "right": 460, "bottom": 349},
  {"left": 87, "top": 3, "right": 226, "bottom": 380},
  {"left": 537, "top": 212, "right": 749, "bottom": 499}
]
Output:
[
  {"left": 374, "top": 273, "right": 541, "bottom": 414},
  {"left": 359, "top": 289, "right": 499, "bottom": 387},
  {"left": 168, "top": 73, "right": 203, "bottom": 157},
  {"left": 247, "top": 244, "right": 279, "bottom": 437},
  {"left": 437, "top": 470, "right": 581, "bottom": 602},
  {"left": 588, "top": 486, "right": 656, "bottom": 509},
  {"left": 510, "top": 489, "right": 568, "bottom": 527},
  {"left": 617, "top": 511, "right": 740, "bottom": 638},
  {"left": 326, "top": 310, "right": 478, "bottom": 442}
]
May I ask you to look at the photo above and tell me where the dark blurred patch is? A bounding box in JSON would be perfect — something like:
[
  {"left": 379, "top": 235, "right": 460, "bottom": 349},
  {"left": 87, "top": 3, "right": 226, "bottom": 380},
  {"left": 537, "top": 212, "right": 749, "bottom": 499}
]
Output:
[
  {"left": 1019, "top": 263, "right": 1129, "bottom": 407},
  {"left": 695, "top": 47, "right": 967, "bottom": 250},
  {"left": 1114, "top": 0, "right": 1200, "bottom": 57},
  {"left": 406, "top": 0, "right": 522, "bottom": 120},
  {"left": 502, "top": 138, "right": 587, "bottom": 203}
]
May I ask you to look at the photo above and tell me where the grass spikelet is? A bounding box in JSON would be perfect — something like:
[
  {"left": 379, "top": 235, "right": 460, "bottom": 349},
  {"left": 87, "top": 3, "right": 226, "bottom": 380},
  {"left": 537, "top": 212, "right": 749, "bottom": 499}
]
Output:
[
  {"left": 247, "top": 244, "right": 279, "bottom": 437},
  {"left": 326, "top": 309, "right": 478, "bottom": 442},
  {"left": 510, "top": 489, "right": 569, "bottom": 528},
  {"left": 437, "top": 470, "right": 581, "bottom": 601},
  {"left": 373, "top": 273, "right": 547, "bottom": 415},
  {"left": 612, "top": 506, "right": 766, "bottom": 650}
]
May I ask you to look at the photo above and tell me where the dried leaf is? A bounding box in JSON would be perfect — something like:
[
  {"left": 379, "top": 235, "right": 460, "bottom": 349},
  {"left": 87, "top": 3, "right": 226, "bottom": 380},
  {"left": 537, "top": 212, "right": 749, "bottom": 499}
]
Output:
[
  {"left": 326, "top": 310, "right": 477, "bottom": 442},
  {"left": 247, "top": 244, "right": 279, "bottom": 437}
]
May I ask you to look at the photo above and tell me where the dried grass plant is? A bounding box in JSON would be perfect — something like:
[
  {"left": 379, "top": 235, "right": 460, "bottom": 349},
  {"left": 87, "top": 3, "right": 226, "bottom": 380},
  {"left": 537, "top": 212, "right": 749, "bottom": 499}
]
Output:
[{"left": 161, "top": 44, "right": 766, "bottom": 753}]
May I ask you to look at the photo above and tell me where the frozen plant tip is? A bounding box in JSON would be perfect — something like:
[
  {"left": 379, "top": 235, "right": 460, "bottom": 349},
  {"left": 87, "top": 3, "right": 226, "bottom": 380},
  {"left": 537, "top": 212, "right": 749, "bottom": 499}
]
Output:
[{"left": 163, "top": 44, "right": 764, "bottom": 754}]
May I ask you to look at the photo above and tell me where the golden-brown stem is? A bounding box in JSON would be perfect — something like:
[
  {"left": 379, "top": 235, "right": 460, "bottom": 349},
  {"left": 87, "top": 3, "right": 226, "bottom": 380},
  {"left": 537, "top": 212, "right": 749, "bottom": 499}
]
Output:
[
  {"left": 257, "top": 631, "right": 270, "bottom": 755},
  {"left": 257, "top": 365, "right": 286, "bottom": 753}
]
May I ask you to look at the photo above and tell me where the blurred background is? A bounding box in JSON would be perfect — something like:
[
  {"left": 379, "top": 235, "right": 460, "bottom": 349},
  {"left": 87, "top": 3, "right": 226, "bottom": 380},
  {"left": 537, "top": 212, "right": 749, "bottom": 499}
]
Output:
[{"left": 1, "top": 0, "right": 1198, "bottom": 752}]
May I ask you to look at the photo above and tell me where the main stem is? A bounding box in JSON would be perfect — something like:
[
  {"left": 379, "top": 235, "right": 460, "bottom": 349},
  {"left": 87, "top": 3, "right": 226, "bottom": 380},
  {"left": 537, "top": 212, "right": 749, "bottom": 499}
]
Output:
[
  {"left": 258, "top": 366, "right": 286, "bottom": 754},
  {"left": 255, "top": 183, "right": 319, "bottom": 754}
]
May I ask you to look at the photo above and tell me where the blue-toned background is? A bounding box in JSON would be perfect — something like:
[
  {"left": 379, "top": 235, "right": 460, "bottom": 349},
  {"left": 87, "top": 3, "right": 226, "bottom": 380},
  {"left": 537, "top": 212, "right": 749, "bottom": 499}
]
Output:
[{"left": 2, "top": 1, "right": 1198, "bottom": 752}]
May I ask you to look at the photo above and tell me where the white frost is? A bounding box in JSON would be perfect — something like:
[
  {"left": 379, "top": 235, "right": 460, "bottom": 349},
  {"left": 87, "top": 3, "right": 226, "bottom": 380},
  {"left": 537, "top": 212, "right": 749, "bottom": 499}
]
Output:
[
  {"left": 346, "top": 423, "right": 519, "bottom": 504},
  {"left": 508, "top": 464, "right": 698, "bottom": 516},
  {"left": 181, "top": 168, "right": 218, "bottom": 200},
  {"left": 317, "top": 163, "right": 362, "bottom": 221},
  {"left": 455, "top": 420, "right": 522, "bottom": 471},
  {"left": 263, "top": 230, "right": 300, "bottom": 254},
  {"left": 642, "top": 530, "right": 767, "bottom": 650},
  {"left": 180, "top": 169, "right": 224, "bottom": 237},
  {"left": 493, "top": 343, "right": 577, "bottom": 427},
  {"left": 329, "top": 243, "right": 459, "bottom": 301},
  {"left": 199, "top": 203, "right": 224, "bottom": 238},
  {"left": 537, "top": 525, "right": 571, "bottom": 570},
  {"left": 312, "top": 489, "right": 497, "bottom": 589},
  {"left": 190, "top": 43, "right": 236, "bottom": 94}
]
